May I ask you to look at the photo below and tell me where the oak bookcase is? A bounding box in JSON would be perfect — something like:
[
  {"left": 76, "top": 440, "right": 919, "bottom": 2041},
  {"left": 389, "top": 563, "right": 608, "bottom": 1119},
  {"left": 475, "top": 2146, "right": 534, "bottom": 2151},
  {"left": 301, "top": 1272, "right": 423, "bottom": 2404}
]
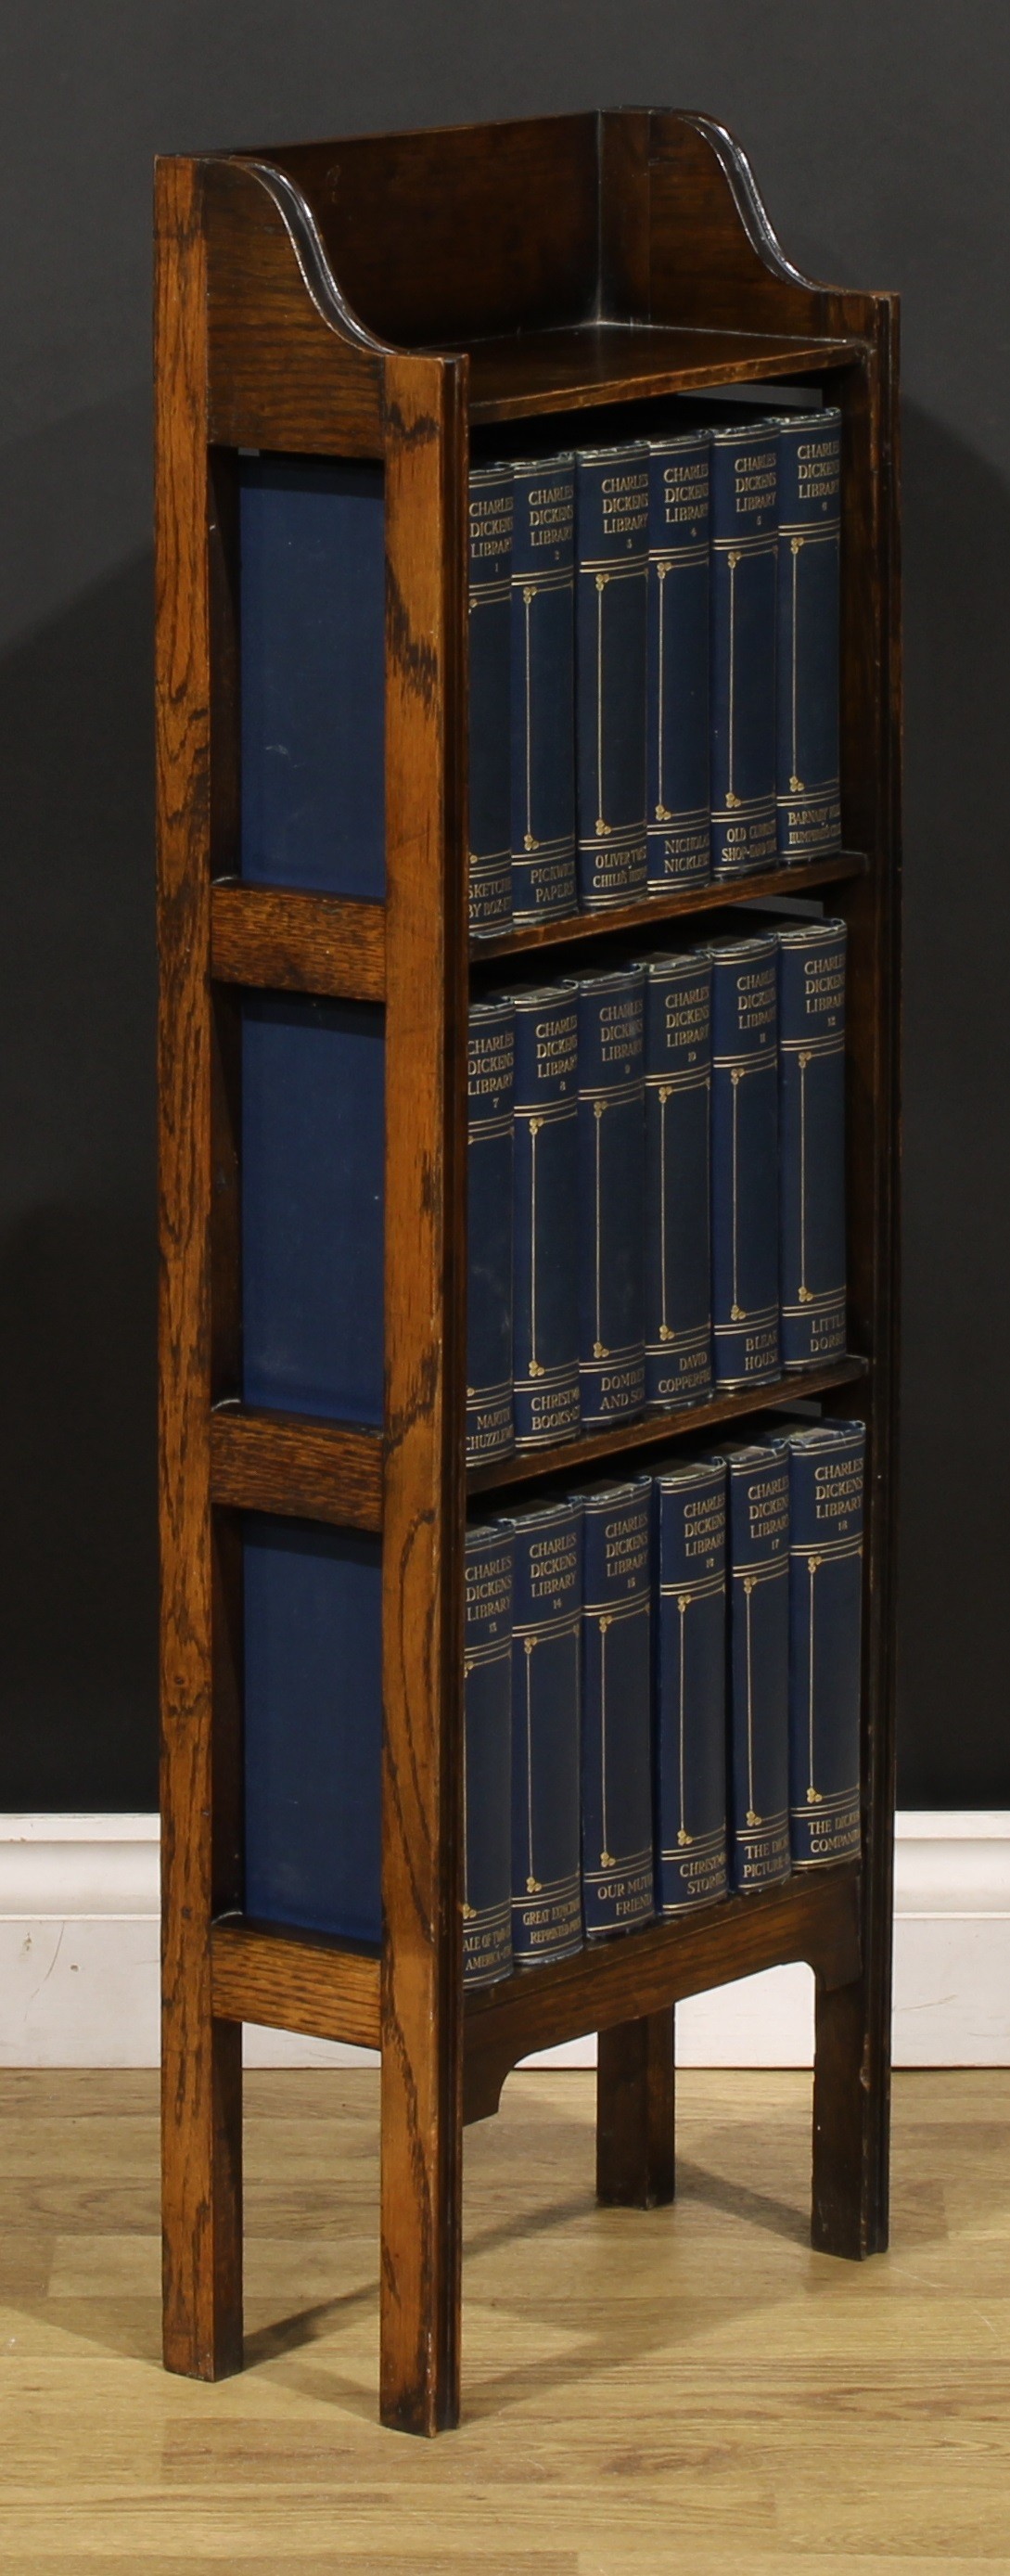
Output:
[{"left": 154, "top": 109, "right": 901, "bottom": 2434}]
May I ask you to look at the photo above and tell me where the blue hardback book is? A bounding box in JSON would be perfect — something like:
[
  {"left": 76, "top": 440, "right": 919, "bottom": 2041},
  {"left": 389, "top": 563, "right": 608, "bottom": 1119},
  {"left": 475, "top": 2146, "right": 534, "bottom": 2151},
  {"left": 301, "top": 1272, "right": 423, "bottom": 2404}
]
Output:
[
  {"left": 510, "top": 1498, "right": 583, "bottom": 1965},
  {"left": 244, "top": 1514, "right": 382, "bottom": 1942},
  {"left": 576, "top": 968, "right": 646, "bottom": 1427},
  {"left": 776, "top": 409, "right": 842, "bottom": 860},
  {"left": 653, "top": 1457, "right": 728, "bottom": 1913},
  {"left": 710, "top": 934, "right": 779, "bottom": 1391},
  {"left": 468, "top": 463, "right": 514, "bottom": 937},
  {"left": 722, "top": 1440, "right": 791, "bottom": 1892},
  {"left": 464, "top": 1520, "right": 515, "bottom": 1986},
  {"left": 646, "top": 431, "right": 711, "bottom": 889},
  {"left": 511, "top": 455, "right": 577, "bottom": 925},
  {"left": 579, "top": 1478, "right": 654, "bottom": 1938},
  {"left": 511, "top": 980, "right": 582, "bottom": 1450},
  {"left": 242, "top": 993, "right": 384, "bottom": 1423},
  {"left": 642, "top": 950, "right": 713, "bottom": 1408},
  {"left": 778, "top": 918, "right": 847, "bottom": 1371},
  {"left": 467, "top": 997, "right": 515, "bottom": 1465},
  {"left": 710, "top": 420, "right": 778, "bottom": 878},
  {"left": 574, "top": 444, "right": 648, "bottom": 910},
  {"left": 239, "top": 455, "right": 385, "bottom": 896},
  {"left": 785, "top": 1421, "right": 864, "bottom": 1867}
]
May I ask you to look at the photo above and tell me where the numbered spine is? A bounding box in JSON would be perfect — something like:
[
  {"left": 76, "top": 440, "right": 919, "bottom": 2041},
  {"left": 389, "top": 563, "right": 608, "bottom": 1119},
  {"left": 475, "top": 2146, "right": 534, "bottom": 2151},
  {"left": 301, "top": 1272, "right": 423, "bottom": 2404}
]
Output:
[
  {"left": 575, "top": 442, "right": 649, "bottom": 910},
  {"left": 467, "top": 462, "right": 514, "bottom": 936},
  {"left": 580, "top": 1479, "right": 654, "bottom": 1938},
  {"left": 723, "top": 1441, "right": 791, "bottom": 1892},
  {"left": 710, "top": 420, "right": 778, "bottom": 879},
  {"left": 785, "top": 1422, "right": 864, "bottom": 1868},
  {"left": 463, "top": 1521, "right": 515, "bottom": 1987},
  {"left": 776, "top": 409, "right": 842, "bottom": 860},
  {"left": 466, "top": 997, "right": 515, "bottom": 1465},
  {"left": 510, "top": 982, "right": 581, "bottom": 1450},
  {"left": 710, "top": 935, "right": 780, "bottom": 1390},
  {"left": 778, "top": 919, "right": 847, "bottom": 1371},
  {"left": 510, "top": 1499, "right": 584, "bottom": 1966},
  {"left": 653, "top": 1459, "right": 728, "bottom": 1914},
  {"left": 646, "top": 431, "right": 711, "bottom": 889},
  {"left": 576, "top": 968, "right": 646, "bottom": 1427},
  {"left": 643, "top": 951, "right": 713, "bottom": 1407},
  {"left": 510, "top": 455, "right": 577, "bottom": 925}
]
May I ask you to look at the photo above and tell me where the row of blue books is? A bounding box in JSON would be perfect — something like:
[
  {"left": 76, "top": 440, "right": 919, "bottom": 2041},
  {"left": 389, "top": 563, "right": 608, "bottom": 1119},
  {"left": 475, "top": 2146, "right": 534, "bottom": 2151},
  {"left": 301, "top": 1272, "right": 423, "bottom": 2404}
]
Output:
[
  {"left": 467, "top": 918, "right": 847, "bottom": 1464},
  {"left": 240, "top": 1418, "right": 863, "bottom": 1974},
  {"left": 467, "top": 407, "right": 841, "bottom": 935},
  {"left": 463, "top": 1420, "right": 864, "bottom": 1988}
]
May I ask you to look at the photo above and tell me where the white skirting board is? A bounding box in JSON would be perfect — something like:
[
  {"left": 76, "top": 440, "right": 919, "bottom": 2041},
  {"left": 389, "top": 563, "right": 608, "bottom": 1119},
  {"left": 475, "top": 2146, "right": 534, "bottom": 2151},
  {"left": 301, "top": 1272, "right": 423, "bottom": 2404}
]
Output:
[{"left": 1, "top": 1812, "right": 1008, "bottom": 2070}]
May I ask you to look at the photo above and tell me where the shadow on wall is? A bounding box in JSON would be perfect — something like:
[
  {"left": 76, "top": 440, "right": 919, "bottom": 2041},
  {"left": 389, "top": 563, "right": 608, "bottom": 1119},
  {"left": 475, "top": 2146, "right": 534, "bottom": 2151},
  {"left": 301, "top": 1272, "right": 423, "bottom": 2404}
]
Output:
[
  {"left": 897, "top": 401, "right": 1010, "bottom": 1803},
  {"left": 0, "top": 555, "right": 158, "bottom": 1811}
]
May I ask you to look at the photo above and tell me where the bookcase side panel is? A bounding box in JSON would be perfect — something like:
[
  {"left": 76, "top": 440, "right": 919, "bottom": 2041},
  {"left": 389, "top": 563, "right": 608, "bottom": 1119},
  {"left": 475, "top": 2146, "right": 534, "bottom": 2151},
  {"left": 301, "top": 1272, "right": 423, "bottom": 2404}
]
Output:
[
  {"left": 155, "top": 156, "right": 244, "bottom": 2381},
  {"left": 379, "top": 351, "right": 469, "bottom": 2435}
]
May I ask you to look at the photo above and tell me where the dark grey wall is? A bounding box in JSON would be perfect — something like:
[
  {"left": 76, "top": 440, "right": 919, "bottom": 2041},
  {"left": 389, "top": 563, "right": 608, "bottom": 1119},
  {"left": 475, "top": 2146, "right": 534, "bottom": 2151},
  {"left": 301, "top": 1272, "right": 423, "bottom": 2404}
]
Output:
[{"left": 1, "top": 2, "right": 1006, "bottom": 1808}]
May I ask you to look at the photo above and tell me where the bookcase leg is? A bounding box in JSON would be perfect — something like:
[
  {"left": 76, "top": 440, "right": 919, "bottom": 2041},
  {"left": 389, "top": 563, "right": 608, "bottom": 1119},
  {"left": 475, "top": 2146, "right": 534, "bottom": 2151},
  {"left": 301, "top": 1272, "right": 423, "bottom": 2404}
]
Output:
[
  {"left": 812, "top": 1971, "right": 889, "bottom": 2260},
  {"left": 596, "top": 2007, "right": 675, "bottom": 2208},
  {"left": 161, "top": 2013, "right": 244, "bottom": 2378}
]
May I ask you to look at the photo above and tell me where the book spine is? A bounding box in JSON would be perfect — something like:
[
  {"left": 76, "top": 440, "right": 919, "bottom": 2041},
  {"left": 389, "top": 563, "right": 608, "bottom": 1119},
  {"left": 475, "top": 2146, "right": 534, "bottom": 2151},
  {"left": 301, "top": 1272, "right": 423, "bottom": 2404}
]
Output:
[
  {"left": 243, "top": 1515, "right": 383, "bottom": 1944},
  {"left": 510, "top": 456, "right": 577, "bottom": 925},
  {"left": 510, "top": 1500, "right": 584, "bottom": 1965},
  {"left": 785, "top": 1422, "right": 864, "bottom": 1867},
  {"left": 575, "top": 444, "right": 649, "bottom": 909},
  {"left": 710, "top": 422, "right": 778, "bottom": 879},
  {"left": 463, "top": 1521, "right": 515, "bottom": 1986},
  {"left": 776, "top": 410, "right": 842, "bottom": 860},
  {"left": 468, "top": 464, "right": 514, "bottom": 936},
  {"left": 778, "top": 919, "right": 848, "bottom": 1370},
  {"left": 239, "top": 456, "right": 386, "bottom": 898},
  {"left": 511, "top": 983, "right": 582, "bottom": 1450},
  {"left": 710, "top": 938, "right": 780, "bottom": 1390},
  {"left": 467, "top": 998, "right": 515, "bottom": 1464},
  {"left": 653, "top": 1461, "right": 728, "bottom": 1914},
  {"left": 643, "top": 952, "right": 713, "bottom": 1407},
  {"left": 646, "top": 433, "right": 711, "bottom": 889},
  {"left": 580, "top": 1480, "right": 654, "bottom": 1938},
  {"left": 724, "top": 1442, "right": 791, "bottom": 1891},
  {"left": 576, "top": 968, "right": 646, "bottom": 1427}
]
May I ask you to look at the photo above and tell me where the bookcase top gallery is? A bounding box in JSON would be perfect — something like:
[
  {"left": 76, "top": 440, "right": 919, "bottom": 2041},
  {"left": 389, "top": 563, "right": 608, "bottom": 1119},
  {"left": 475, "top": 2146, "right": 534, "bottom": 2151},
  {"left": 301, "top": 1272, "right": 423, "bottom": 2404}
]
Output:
[{"left": 155, "top": 108, "right": 901, "bottom": 2437}]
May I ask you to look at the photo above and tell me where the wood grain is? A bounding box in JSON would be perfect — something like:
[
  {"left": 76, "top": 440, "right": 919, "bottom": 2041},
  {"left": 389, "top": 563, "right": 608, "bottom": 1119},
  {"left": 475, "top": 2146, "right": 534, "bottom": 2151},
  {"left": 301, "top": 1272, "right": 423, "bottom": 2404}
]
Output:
[
  {"left": 596, "top": 2009, "right": 676, "bottom": 2210},
  {"left": 203, "top": 158, "right": 385, "bottom": 453},
  {"left": 467, "top": 1356, "right": 869, "bottom": 1499},
  {"left": 155, "top": 154, "right": 244, "bottom": 2383},
  {"left": 210, "top": 1407, "right": 383, "bottom": 1531},
  {"left": 378, "top": 352, "right": 468, "bottom": 2435},
  {"left": 465, "top": 321, "right": 854, "bottom": 423},
  {"left": 469, "top": 852, "right": 867, "bottom": 966},
  {"left": 211, "top": 884, "right": 387, "bottom": 1000},
  {"left": 211, "top": 1920, "right": 380, "bottom": 2049},
  {"left": 463, "top": 1866, "right": 861, "bottom": 2129}
]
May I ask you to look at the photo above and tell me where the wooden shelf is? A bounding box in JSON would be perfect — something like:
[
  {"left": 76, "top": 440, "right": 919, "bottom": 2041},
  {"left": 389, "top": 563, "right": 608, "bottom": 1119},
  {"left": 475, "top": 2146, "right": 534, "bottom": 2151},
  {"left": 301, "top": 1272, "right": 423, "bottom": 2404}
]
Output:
[
  {"left": 468, "top": 1356, "right": 869, "bottom": 1499},
  {"left": 470, "top": 852, "right": 868, "bottom": 969},
  {"left": 462, "top": 320, "right": 858, "bottom": 424}
]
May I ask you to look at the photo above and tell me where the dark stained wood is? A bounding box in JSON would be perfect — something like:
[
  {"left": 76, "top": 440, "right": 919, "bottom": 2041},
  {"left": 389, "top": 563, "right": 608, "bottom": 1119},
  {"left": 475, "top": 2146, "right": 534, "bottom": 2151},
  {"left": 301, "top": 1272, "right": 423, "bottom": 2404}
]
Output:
[
  {"left": 465, "top": 321, "right": 854, "bottom": 424},
  {"left": 211, "top": 884, "right": 387, "bottom": 1000},
  {"left": 210, "top": 1407, "right": 383, "bottom": 1531},
  {"left": 211, "top": 1919, "right": 380, "bottom": 2049},
  {"left": 260, "top": 117, "right": 600, "bottom": 349},
  {"left": 471, "top": 851, "right": 867, "bottom": 966},
  {"left": 378, "top": 352, "right": 469, "bottom": 2437},
  {"left": 467, "top": 1355, "right": 869, "bottom": 1499},
  {"left": 464, "top": 1866, "right": 862, "bottom": 2128},
  {"left": 155, "top": 154, "right": 244, "bottom": 2384},
  {"left": 596, "top": 2010, "right": 676, "bottom": 2209},
  {"left": 159, "top": 109, "right": 901, "bottom": 2427}
]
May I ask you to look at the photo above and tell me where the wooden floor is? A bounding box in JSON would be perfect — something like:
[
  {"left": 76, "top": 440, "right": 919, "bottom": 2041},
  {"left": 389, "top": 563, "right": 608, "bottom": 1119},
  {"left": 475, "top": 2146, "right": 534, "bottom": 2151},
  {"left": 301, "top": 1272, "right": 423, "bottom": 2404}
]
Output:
[{"left": 1, "top": 2068, "right": 1009, "bottom": 2570}]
